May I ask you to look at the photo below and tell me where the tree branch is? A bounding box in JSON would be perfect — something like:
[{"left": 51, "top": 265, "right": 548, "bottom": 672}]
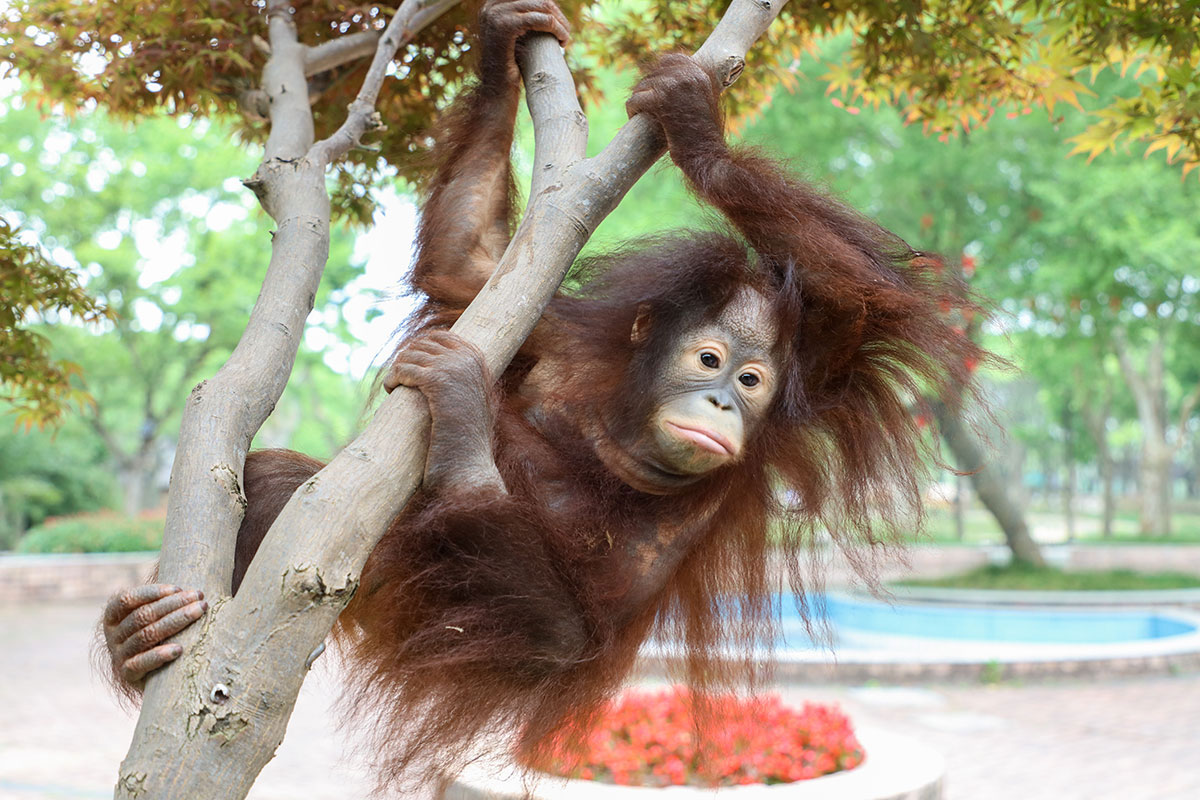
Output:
[
  {"left": 115, "top": 1, "right": 787, "bottom": 796},
  {"left": 520, "top": 38, "right": 588, "bottom": 198},
  {"left": 304, "top": 29, "right": 380, "bottom": 76},
  {"left": 85, "top": 412, "right": 131, "bottom": 467},
  {"left": 310, "top": 0, "right": 461, "bottom": 167},
  {"left": 261, "top": 1, "right": 314, "bottom": 162},
  {"left": 1112, "top": 325, "right": 1157, "bottom": 432}
]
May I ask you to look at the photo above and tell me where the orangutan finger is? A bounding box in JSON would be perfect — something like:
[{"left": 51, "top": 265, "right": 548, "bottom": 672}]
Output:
[
  {"left": 540, "top": 0, "right": 571, "bottom": 44},
  {"left": 626, "top": 90, "right": 660, "bottom": 120},
  {"left": 112, "top": 591, "right": 204, "bottom": 644},
  {"left": 121, "top": 643, "right": 184, "bottom": 685},
  {"left": 122, "top": 600, "right": 209, "bottom": 653},
  {"left": 511, "top": 11, "right": 568, "bottom": 46},
  {"left": 103, "top": 584, "right": 182, "bottom": 626}
]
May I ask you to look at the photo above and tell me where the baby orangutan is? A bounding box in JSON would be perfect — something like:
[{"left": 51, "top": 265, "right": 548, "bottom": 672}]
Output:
[{"left": 103, "top": 0, "right": 984, "bottom": 784}]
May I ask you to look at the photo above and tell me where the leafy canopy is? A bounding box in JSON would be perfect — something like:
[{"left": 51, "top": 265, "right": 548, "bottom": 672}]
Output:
[{"left": 5, "top": 0, "right": 1198, "bottom": 213}]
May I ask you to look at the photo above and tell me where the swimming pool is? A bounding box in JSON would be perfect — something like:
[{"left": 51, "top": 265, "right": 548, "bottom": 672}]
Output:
[
  {"left": 642, "top": 591, "right": 1200, "bottom": 682},
  {"left": 780, "top": 593, "right": 1198, "bottom": 647}
]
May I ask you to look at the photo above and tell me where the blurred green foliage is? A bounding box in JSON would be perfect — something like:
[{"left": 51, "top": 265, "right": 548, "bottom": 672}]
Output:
[
  {"left": 0, "top": 2, "right": 1198, "bottom": 550},
  {"left": 0, "top": 217, "right": 112, "bottom": 428},
  {"left": 0, "top": 422, "right": 115, "bottom": 549},
  {"left": 16, "top": 511, "right": 163, "bottom": 554},
  {"left": 0, "top": 92, "right": 368, "bottom": 515}
]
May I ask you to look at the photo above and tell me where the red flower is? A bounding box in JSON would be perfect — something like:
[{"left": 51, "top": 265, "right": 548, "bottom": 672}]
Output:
[{"left": 524, "top": 688, "right": 865, "bottom": 787}]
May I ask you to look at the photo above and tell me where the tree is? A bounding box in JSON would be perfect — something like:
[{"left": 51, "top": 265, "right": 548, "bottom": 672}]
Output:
[
  {"left": 0, "top": 418, "right": 115, "bottom": 547},
  {"left": 0, "top": 99, "right": 363, "bottom": 514},
  {"left": 1004, "top": 132, "right": 1200, "bottom": 537}
]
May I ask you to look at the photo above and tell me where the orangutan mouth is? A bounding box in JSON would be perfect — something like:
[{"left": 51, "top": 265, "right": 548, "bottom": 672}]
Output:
[{"left": 664, "top": 421, "right": 736, "bottom": 456}]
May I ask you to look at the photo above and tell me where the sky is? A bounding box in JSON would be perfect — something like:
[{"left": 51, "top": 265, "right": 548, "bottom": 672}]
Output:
[{"left": 313, "top": 190, "right": 421, "bottom": 379}]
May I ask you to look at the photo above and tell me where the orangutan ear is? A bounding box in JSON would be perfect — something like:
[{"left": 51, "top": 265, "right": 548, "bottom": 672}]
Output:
[{"left": 630, "top": 304, "right": 653, "bottom": 346}]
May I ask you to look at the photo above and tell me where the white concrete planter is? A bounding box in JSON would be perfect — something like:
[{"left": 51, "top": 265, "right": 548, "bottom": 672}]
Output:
[{"left": 443, "top": 728, "right": 944, "bottom": 800}]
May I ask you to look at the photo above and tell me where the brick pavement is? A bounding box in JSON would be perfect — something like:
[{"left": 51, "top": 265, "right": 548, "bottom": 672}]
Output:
[{"left": 2, "top": 601, "right": 1196, "bottom": 799}]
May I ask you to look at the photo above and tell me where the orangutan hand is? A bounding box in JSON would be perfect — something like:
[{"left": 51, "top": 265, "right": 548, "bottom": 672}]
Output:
[{"left": 102, "top": 583, "right": 208, "bottom": 688}]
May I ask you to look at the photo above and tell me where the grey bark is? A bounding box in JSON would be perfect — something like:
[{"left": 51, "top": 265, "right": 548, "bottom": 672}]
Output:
[
  {"left": 1111, "top": 326, "right": 1196, "bottom": 537},
  {"left": 954, "top": 472, "right": 966, "bottom": 542},
  {"left": 1081, "top": 383, "right": 1115, "bottom": 538},
  {"left": 933, "top": 401, "right": 1046, "bottom": 567},
  {"left": 1061, "top": 400, "right": 1076, "bottom": 542},
  {"left": 114, "top": 1, "right": 789, "bottom": 797}
]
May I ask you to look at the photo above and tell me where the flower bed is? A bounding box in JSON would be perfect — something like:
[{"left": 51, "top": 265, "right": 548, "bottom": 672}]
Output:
[{"left": 523, "top": 688, "right": 863, "bottom": 788}]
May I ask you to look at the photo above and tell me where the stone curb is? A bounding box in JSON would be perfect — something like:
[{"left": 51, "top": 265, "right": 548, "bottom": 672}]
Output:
[
  {"left": 442, "top": 727, "right": 943, "bottom": 800},
  {"left": 0, "top": 551, "right": 157, "bottom": 604},
  {"left": 886, "top": 584, "right": 1200, "bottom": 607}
]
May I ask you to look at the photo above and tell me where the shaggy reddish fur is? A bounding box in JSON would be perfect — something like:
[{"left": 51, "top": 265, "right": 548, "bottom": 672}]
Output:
[
  {"left": 249, "top": 172, "right": 983, "bottom": 791},
  {"left": 235, "top": 70, "right": 987, "bottom": 791}
]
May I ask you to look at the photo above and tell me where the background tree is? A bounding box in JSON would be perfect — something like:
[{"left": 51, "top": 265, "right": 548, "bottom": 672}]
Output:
[
  {"left": 0, "top": 97, "right": 364, "bottom": 514},
  {"left": 1014, "top": 156, "right": 1200, "bottom": 536}
]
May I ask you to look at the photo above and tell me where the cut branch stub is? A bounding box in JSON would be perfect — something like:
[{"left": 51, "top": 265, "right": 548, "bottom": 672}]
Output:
[{"left": 717, "top": 55, "right": 745, "bottom": 87}]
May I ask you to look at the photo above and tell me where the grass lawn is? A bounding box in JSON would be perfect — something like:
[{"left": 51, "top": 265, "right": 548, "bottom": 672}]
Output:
[
  {"left": 913, "top": 505, "right": 1200, "bottom": 546},
  {"left": 898, "top": 563, "right": 1200, "bottom": 591}
]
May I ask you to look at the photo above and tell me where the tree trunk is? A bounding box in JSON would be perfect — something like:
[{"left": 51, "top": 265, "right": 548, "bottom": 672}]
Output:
[
  {"left": 1140, "top": 444, "right": 1173, "bottom": 536},
  {"left": 1190, "top": 443, "right": 1200, "bottom": 500},
  {"left": 1099, "top": 447, "right": 1115, "bottom": 538},
  {"left": 1113, "top": 327, "right": 1175, "bottom": 538},
  {"left": 119, "top": 436, "right": 160, "bottom": 516},
  {"left": 933, "top": 402, "right": 1045, "bottom": 567},
  {"left": 1062, "top": 401, "right": 1076, "bottom": 542},
  {"left": 954, "top": 472, "right": 966, "bottom": 541},
  {"left": 1081, "top": 386, "right": 1114, "bottom": 538}
]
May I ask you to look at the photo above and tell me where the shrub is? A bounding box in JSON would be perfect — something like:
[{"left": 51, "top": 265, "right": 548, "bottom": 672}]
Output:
[
  {"left": 16, "top": 510, "right": 163, "bottom": 553},
  {"left": 525, "top": 687, "right": 864, "bottom": 787}
]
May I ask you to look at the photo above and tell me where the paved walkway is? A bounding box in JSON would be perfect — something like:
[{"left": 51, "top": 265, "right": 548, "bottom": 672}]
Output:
[{"left": 2, "top": 601, "right": 1197, "bottom": 799}]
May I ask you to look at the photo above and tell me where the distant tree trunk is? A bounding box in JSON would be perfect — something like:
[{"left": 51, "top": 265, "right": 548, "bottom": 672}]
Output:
[
  {"left": 118, "top": 427, "right": 160, "bottom": 516},
  {"left": 1190, "top": 443, "right": 1200, "bottom": 500},
  {"left": 1061, "top": 400, "right": 1076, "bottom": 542},
  {"left": 932, "top": 401, "right": 1045, "bottom": 567},
  {"left": 119, "top": 471, "right": 143, "bottom": 518},
  {"left": 1081, "top": 384, "right": 1115, "bottom": 538},
  {"left": 954, "top": 472, "right": 966, "bottom": 541},
  {"left": 1113, "top": 327, "right": 1174, "bottom": 537},
  {"left": 1140, "top": 444, "right": 1173, "bottom": 537},
  {"left": 1099, "top": 449, "right": 1115, "bottom": 537}
]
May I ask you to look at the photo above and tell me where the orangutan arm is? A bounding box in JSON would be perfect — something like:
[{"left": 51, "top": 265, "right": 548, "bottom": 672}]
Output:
[
  {"left": 384, "top": 330, "right": 506, "bottom": 493},
  {"left": 627, "top": 54, "right": 904, "bottom": 270},
  {"left": 411, "top": 0, "right": 569, "bottom": 303}
]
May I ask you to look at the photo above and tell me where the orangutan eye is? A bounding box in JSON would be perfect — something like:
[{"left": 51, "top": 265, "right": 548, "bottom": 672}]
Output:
[
  {"left": 699, "top": 351, "right": 720, "bottom": 369},
  {"left": 738, "top": 373, "right": 760, "bottom": 388}
]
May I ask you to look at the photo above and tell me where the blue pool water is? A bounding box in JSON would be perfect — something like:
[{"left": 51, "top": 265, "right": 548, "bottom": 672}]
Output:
[{"left": 778, "top": 593, "right": 1198, "bottom": 646}]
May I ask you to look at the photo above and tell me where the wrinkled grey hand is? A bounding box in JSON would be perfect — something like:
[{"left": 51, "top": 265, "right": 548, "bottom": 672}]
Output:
[{"left": 102, "top": 583, "right": 208, "bottom": 687}]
